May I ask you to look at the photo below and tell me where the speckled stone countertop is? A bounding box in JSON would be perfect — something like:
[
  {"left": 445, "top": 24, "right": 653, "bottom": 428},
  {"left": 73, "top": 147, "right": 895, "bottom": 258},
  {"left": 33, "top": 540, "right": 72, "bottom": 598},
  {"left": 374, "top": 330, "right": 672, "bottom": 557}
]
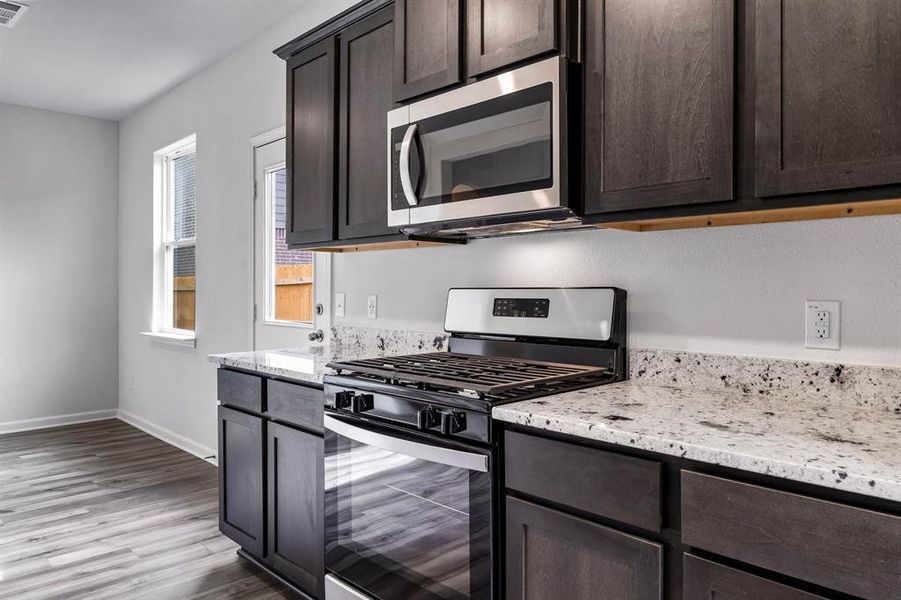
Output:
[
  {"left": 493, "top": 382, "right": 901, "bottom": 503},
  {"left": 207, "top": 327, "right": 449, "bottom": 385},
  {"left": 209, "top": 346, "right": 347, "bottom": 385}
]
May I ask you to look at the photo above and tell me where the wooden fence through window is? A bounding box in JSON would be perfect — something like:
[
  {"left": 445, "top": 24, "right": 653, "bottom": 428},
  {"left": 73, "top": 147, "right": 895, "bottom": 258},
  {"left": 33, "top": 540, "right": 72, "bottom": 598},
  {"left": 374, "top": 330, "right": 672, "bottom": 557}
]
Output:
[{"left": 172, "top": 263, "right": 313, "bottom": 330}]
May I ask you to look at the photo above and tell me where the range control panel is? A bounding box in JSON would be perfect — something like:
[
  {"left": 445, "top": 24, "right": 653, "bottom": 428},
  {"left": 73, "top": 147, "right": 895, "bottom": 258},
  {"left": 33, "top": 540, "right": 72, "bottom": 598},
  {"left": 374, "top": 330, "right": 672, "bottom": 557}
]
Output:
[{"left": 493, "top": 298, "right": 550, "bottom": 318}]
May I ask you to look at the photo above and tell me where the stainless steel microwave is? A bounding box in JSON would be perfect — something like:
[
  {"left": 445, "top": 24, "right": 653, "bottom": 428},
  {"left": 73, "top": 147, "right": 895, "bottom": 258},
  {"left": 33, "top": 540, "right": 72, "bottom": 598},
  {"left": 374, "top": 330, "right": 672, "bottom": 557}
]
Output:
[{"left": 386, "top": 57, "right": 579, "bottom": 237}]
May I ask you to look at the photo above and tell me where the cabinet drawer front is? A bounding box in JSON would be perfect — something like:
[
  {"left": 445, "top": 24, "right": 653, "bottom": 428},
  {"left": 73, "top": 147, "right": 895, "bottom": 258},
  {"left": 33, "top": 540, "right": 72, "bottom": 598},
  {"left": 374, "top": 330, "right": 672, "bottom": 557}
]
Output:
[
  {"left": 681, "top": 471, "right": 901, "bottom": 600},
  {"left": 505, "top": 430, "right": 661, "bottom": 532},
  {"left": 267, "top": 380, "right": 324, "bottom": 433},
  {"left": 684, "top": 554, "right": 827, "bottom": 600},
  {"left": 217, "top": 369, "right": 263, "bottom": 413},
  {"left": 506, "top": 496, "right": 662, "bottom": 600}
]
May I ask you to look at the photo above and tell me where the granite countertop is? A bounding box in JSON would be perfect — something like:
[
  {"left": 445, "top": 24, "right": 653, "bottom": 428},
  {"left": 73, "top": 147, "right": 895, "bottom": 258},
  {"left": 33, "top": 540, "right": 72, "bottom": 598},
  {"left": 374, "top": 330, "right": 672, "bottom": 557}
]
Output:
[
  {"left": 493, "top": 382, "right": 901, "bottom": 503},
  {"left": 208, "top": 327, "right": 450, "bottom": 385},
  {"left": 208, "top": 346, "right": 352, "bottom": 385}
]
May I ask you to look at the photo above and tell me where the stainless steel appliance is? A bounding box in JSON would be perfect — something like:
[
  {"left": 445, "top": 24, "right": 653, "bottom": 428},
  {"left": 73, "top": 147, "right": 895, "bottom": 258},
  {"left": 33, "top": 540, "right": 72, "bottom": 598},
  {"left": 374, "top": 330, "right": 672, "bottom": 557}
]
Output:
[
  {"left": 323, "top": 287, "right": 627, "bottom": 600},
  {"left": 386, "top": 58, "right": 582, "bottom": 239}
]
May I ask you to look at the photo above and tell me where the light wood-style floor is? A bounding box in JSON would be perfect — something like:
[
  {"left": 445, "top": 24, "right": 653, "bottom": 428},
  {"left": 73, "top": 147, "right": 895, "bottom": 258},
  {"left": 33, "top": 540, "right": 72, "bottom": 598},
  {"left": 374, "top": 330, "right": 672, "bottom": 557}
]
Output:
[{"left": 0, "top": 419, "right": 295, "bottom": 599}]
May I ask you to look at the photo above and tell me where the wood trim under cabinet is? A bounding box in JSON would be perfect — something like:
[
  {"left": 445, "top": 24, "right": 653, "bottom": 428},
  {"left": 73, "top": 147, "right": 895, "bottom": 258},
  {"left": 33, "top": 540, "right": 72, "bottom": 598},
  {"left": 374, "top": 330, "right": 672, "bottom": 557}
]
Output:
[
  {"left": 306, "top": 239, "right": 455, "bottom": 253},
  {"left": 598, "top": 198, "right": 901, "bottom": 232}
]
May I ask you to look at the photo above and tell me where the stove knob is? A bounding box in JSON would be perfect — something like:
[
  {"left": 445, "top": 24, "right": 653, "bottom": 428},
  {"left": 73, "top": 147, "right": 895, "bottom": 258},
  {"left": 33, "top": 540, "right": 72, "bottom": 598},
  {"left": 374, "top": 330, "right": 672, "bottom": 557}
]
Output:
[
  {"left": 334, "top": 391, "right": 354, "bottom": 410},
  {"left": 440, "top": 411, "right": 467, "bottom": 435},
  {"left": 351, "top": 394, "right": 374, "bottom": 414},
  {"left": 416, "top": 407, "right": 439, "bottom": 431}
]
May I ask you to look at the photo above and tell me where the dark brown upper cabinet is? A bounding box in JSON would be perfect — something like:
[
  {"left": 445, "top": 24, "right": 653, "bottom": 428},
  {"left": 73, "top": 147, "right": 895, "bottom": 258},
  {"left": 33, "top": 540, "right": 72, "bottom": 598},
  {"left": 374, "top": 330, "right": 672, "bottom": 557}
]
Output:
[
  {"left": 286, "top": 37, "right": 338, "bottom": 246},
  {"left": 755, "top": 0, "right": 901, "bottom": 197},
  {"left": 583, "top": 0, "right": 734, "bottom": 215},
  {"left": 338, "top": 6, "right": 398, "bottom": 241},
  {"left": 394, "top": 0, "right": 462, "bottom": 102},
  {"left": 466, "top": 0, "right": 560, "bottom": 77}
]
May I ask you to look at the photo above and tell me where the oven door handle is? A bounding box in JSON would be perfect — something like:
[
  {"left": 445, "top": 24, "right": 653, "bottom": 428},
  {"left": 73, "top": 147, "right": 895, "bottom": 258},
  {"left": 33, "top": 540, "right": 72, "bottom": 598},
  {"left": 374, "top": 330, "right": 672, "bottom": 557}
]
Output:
[
  {"left": 399, "top": 123, "right": 420, "bottom": 207},
  {"left": 324, "top": 414, "right": 488, "bottom": 473}
]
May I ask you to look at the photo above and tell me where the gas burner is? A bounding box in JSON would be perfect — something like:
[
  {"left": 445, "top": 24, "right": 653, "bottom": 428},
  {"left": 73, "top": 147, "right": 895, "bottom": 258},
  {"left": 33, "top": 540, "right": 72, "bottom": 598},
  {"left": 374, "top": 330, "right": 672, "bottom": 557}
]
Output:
[{"left": 328, "top": 352, "right": 609, "bottom": 398}]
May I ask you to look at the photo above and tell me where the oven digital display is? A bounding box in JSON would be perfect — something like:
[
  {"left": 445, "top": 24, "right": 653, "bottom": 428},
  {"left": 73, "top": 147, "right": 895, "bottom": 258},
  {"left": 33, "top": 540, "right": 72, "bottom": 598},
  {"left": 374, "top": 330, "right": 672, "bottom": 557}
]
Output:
[{"left": 493, "top": 298, "right": 550, "bottom": 318}]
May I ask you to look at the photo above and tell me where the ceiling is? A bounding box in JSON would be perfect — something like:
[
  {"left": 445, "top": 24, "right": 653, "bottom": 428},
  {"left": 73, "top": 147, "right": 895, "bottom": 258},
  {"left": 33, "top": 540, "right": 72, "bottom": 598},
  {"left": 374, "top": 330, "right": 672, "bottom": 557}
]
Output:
[{"left": 0, "top": 0, "right": 309, "bottom": 120}]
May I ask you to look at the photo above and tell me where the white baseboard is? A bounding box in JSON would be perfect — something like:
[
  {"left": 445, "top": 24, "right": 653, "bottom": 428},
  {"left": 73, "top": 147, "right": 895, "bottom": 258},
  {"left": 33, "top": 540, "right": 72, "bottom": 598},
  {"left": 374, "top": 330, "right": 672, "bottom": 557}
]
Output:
[
  {"left": 117, "top": 409, "right": 217, "bottom": 465},
  {"left": 0, "top": 409, "right": 118, "bottom": 435}
]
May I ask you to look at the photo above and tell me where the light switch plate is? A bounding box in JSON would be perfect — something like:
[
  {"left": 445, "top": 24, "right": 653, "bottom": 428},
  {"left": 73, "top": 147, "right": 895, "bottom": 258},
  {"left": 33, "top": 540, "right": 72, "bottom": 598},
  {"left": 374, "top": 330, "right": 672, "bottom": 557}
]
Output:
[
  {"left": 805, "top": 300, "right": 840, "bottom": 350},
  {"left": 367, "top": 295, "right": 377, "bottom": 320},
  {"left": 335, "top": 292, "right": 345, "bottom": 318}
]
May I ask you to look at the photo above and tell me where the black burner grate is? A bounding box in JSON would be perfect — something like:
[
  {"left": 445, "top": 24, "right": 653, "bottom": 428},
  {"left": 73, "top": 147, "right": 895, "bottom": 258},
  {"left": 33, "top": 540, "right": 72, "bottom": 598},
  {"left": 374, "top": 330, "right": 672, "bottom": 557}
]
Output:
[{"left": 328, "top": 352, "right": 607, "bottom": 395}]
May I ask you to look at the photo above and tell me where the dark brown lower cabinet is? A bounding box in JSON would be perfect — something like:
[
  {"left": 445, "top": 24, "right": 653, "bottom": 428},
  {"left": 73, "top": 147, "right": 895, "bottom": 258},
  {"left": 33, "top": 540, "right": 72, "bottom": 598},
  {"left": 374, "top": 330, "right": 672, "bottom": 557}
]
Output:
[
  {"left": 683, "top": 554, "right": 827, "bottom": 600},
  {"left": 681, "top": 470, "right": 901, "bottom": 600},
  {"left": 267, "top": 422, "right": 324, "bottom": 598},
  {"left": 217, "top": 371, "right": 327, "bottom": 599},
  {"left": 218, "top": 405, "right": 265, "bottom": 557},
  {"left": 505, "top": 496, "right": 662, "bottom": 599}
]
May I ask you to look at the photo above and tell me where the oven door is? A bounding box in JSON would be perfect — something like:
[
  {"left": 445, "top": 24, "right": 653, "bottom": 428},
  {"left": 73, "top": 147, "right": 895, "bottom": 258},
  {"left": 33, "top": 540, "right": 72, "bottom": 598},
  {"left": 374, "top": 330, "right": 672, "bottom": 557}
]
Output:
[
  {"left": 387, "top": 57, "right": 562, "bottom": 229},
  {"left": 324, "top": 412, "right": 493, "bottom": 600}
]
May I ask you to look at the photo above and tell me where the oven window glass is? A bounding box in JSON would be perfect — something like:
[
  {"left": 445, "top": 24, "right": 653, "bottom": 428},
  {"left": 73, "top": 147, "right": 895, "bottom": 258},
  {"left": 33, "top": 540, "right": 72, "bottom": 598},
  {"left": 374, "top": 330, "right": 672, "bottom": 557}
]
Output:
[
  {"left": 326, "top": 422, "right": 491, "bottom": 600},
  {"left": 395, "top": 83, "right": 553, "bottom": 208}
]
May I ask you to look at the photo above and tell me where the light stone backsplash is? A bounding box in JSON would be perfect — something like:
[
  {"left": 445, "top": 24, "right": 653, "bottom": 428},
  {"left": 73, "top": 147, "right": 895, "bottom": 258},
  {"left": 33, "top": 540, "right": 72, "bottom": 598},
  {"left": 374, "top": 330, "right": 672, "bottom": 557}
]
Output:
[{"left": 329, "top": 326, "right": 901, "bottom": 413}]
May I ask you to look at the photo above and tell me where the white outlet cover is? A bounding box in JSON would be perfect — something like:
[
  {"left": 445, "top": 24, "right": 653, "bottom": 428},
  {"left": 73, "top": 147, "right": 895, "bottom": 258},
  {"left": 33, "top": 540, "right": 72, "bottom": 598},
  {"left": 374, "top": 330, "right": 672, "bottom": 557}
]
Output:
[
  {"left": 335, "top": 292, "right": 346, "bottom": 318},
  {"left": 805, "top": 300, "right": 840, "bottom": 350},
  {"left": 367, "top": 295, "right": 377, "bottom": 319}
]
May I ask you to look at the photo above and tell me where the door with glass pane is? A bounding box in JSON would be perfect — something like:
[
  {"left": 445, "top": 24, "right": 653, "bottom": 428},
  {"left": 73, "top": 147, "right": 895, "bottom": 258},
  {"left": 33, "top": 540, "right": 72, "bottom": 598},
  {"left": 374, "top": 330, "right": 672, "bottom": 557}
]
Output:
[{"left": 253, "top": 135, "right": 329, "bottom": 350}]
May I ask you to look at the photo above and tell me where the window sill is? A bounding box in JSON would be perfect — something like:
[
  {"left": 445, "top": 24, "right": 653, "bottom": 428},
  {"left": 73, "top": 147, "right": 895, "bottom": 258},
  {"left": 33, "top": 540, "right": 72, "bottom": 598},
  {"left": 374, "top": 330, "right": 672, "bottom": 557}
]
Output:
[{"left": 140, "top": 331, "right": 197, "bottom": 348}]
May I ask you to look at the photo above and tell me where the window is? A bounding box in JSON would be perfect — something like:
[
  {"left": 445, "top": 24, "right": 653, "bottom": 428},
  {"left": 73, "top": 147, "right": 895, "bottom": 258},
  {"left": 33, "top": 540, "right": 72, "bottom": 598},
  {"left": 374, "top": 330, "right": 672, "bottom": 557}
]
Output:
[
  {"left": 265, "top": 164, "right": 314, "bottom": 324},
  {"left": 153, "top": 135, "right": 197, "bottom": 337}
]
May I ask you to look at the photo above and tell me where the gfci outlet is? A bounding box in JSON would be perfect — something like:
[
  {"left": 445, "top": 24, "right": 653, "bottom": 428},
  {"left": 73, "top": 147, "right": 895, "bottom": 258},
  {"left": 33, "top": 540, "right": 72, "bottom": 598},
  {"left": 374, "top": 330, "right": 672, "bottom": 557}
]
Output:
[
  {"left": 367, "top": 295, "right": 378, "bottom": 319},
  {"left": 805, "top": 300, "right": 841, "bottom": 350}
]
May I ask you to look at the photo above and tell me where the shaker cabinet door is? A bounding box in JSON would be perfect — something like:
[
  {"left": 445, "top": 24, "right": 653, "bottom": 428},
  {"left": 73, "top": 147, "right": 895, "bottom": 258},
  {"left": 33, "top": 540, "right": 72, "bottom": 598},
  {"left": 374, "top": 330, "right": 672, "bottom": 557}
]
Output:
[
  {"left": 394, "top": 0, "right": 462, "bottom": 101},
  {"left": 466, "top": 0, "right": 559, "bottom": 77},
  {"left": 505, "top": 497, "right": 662, "bottom": 600},
  {"left": 755, "top": 0, "right": 901, "bottom": 197},
  {"left": 267, "top": 422, "right": 324, "bottom": 599},
  {"left": 286, "top": 37, "right": 338, "bottom": 246},
  {"left": 584, "top": 0, "right": 734, "bottom": 214},
  {"left": 338, "top": 6, "right": 399, "bottom": 240},
  {"left": 218, "top": 405, "right": 265, "bottom": 557}
]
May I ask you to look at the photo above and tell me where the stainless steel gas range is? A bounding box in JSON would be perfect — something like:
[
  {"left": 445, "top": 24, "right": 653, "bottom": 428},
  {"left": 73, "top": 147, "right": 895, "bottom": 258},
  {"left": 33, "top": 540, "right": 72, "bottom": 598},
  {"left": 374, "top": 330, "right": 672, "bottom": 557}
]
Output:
[{"left": 322, "top": 287, "right": 627, "bottom": 600}]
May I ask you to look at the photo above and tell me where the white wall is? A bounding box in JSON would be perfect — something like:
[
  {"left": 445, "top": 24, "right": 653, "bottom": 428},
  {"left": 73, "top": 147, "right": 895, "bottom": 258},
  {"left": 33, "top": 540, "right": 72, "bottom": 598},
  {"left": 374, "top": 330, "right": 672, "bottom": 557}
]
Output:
[
  {"left": 117, "top": 1, "right": 901, "bottom": 456},
  {"left": 333, "top": 216, "right": 901, "bottom": 368},
  {"left": 117, "top": 1, "right": 356, "bottom": 456},
  {"left": 0, "top": 103, "right": 119, "bottom": 430}
]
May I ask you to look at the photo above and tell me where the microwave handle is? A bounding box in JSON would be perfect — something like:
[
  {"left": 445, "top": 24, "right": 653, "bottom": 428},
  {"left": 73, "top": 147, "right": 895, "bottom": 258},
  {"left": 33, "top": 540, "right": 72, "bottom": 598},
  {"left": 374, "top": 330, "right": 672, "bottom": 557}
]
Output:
[
  {"left": 324, "top": 413, "right": 488, "bottom": 473},
  {"left": 399, "top": 124, "right": 420, "bottom": 207}
]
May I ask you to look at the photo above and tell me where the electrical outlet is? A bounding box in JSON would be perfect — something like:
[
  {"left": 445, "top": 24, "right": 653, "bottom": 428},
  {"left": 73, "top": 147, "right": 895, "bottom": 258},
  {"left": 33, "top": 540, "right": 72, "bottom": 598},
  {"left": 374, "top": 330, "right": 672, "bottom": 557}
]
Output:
[
  {"left": 129, "top": 375, "right": 135, "bottom": 394},
  {"left": 367, "top": 295, "right": 378, "bottom": 319},
  {"left": 335, "top": 292, "right": 346, "bottom": 318},
  {"left": 805, "top": 301, "right": 840, "bottom": 350}
]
